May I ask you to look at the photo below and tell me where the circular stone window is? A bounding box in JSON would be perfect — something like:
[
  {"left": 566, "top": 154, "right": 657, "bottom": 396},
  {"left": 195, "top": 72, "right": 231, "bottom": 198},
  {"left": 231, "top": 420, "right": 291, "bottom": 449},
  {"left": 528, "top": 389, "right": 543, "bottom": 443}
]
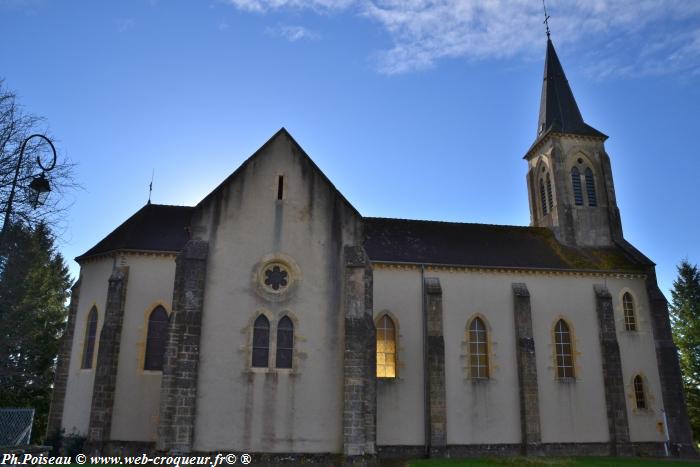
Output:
[
  {"left": 254, "top": 254, "right": 301, "bottom": 301},
  {"left": 263, "top": 263, "right": 289, "bottom": 292}
]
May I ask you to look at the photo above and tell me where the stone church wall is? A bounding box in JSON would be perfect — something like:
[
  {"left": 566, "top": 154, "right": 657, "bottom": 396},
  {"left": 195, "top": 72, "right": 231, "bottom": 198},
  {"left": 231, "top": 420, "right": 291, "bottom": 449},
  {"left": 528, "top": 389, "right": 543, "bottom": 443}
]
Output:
[
  {"left": 187, "top": 133, "right": 363, "bottom": 453},
  {"left": 109, "top": 254, "right": 176, "bottom": 442},
  {"left": 373, "top": 267, "right": 425, "bottom": 447},
  {"left": 373, "top": 266, "right": 666, "bottom": 451},
  {"left": 61, "top": 258, "right": 112, "bottom": 435}
]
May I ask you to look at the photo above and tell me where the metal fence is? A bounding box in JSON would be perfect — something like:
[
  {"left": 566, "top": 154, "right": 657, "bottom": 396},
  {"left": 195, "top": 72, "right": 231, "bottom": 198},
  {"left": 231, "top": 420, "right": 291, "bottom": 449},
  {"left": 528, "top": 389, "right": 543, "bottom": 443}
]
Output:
[{"left": 0, "top": 408, "right": 34, "bottom": 446}]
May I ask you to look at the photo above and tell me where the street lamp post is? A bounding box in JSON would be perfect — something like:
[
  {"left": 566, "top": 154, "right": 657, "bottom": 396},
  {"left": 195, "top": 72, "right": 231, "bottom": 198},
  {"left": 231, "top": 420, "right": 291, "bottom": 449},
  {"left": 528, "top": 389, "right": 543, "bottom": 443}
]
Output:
[{"left": 1, "top": 133, "right": 57, "bottom": 240}]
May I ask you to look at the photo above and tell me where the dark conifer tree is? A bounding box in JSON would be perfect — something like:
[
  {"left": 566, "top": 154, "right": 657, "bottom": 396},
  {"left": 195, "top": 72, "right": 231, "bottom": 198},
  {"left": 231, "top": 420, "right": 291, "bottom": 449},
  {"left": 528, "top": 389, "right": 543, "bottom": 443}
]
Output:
[
  {"left": 670, "top": 259, "right": 700, "bottom": 443},
  {"left": 0, "top": 222, "right": 71, "bottom": 443}
]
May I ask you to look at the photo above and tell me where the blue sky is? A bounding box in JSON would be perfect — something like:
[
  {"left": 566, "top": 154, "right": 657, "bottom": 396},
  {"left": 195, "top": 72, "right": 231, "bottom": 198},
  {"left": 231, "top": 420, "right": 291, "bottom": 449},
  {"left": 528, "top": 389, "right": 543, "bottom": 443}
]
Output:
[{"left": 1, "top": 0, "right": 699, "bottom": 298}]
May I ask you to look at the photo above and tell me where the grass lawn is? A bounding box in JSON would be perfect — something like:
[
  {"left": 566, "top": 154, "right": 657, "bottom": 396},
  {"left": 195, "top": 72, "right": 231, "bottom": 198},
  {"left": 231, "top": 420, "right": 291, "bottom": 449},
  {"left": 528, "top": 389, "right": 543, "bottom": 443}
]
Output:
[{"left": 406, "top": 458, "right": 700, "bottom": 466}]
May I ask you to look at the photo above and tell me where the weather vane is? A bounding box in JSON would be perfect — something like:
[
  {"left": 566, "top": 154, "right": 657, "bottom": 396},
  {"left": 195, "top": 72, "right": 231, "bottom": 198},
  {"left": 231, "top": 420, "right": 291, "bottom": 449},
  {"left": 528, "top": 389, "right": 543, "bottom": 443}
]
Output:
[{"left": 542, "top": 0, "right": 551, "bottom": 38}]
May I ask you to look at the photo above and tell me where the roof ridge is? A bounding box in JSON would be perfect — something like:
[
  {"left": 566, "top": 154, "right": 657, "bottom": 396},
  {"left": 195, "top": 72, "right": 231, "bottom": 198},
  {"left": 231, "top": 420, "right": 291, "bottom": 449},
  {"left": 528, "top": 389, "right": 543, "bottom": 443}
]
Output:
[
  {"left": 365, "top": 216, "right": 539, "bottom": 230},
  {"left": 147, "top": 203, "right": 194, "bottom": 209}
]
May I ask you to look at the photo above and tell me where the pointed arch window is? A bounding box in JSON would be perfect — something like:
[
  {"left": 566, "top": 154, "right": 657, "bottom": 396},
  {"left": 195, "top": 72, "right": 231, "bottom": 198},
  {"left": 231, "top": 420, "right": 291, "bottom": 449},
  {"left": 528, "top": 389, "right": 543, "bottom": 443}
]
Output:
[
  {"left": 634, "top": 375, "right": 647, "bottom": 409},
  {"left": 571, "top": 167, "right": 583, "bottom": 206},
  {"left": 554, "top": 319, "right": 574, "bottom": 379},
  {"left": 546, "top": 173, "right": 554, "bottom": 211},
  {"left": 276, "top": 316, "right": 294, "bottom": 369},
  {"left": 539, "top": 178, "right": 548, "bottom": 215},
  {"left": 623, "top": 292, "right": 637, "bottom": 331},
  {"left": 376, "top": 315, "right": 396, "bottom": 378},
  {"left": 252, "top": 315, "right": 270, "bottom": 368},
  {"left": 585, "top": 167, "right": 597, "bottom": 207},
  {"left": 144, "top": 306, "right": 169, "bottom": 371},
  {"left": 469, "top": 317, "right": 489, "bottom": 379},
  {"left": 81, "top": 307, "right": 98, "bottom": 369}
]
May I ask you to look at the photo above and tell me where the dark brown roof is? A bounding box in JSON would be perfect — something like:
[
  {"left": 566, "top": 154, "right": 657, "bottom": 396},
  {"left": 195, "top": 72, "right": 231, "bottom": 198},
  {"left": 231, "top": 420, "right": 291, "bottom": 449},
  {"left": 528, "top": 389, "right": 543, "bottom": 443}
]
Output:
[
  {"left": 364, "top": 217, "right": 645, "bottom": 272},
  {"left": 76, "top": 204, "right": 193, "bottom": 261}
]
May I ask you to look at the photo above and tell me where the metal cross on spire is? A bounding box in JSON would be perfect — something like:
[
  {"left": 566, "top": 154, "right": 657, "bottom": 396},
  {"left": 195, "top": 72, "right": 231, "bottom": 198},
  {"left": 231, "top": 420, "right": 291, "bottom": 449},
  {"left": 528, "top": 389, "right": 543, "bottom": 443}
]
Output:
[
  {"left": 542, "top": 0, "right": 551, "bottom": 38},
  {"left": 148, "top": 169, "right": 154, "bottom": 204}
]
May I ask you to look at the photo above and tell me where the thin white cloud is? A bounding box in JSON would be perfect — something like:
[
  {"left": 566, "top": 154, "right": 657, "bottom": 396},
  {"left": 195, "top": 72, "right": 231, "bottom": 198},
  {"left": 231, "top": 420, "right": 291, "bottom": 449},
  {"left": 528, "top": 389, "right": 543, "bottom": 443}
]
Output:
[
  {"left": 224, "top": 0, "right": 700, "bottom": 77},
  {"left": 265, "top": 24, "right": 320, "bottom": 41},
  {"left": 226, "top": 0, "right": 353, "bottom": 13},
  {"left": 116, "top": 17, "right": 135, "bottom": 33}
]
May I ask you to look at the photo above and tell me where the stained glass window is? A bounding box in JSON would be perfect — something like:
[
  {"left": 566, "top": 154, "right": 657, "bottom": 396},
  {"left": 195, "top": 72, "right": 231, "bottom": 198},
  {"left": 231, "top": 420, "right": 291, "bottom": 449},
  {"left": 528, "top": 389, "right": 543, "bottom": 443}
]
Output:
[
  {"left": 144, "top": 306, "right": 169, "bottom": 371},
  {"left": 555, "top": 319, "right": 574, "bottom": 379},
  {"left": 276, "top": 316, "right": 294, "bottom": 369},
  {"left": 252, "top": 315, "right": 270, "bottom": 368},
  {"left": 469, "top": 317, "right": 489, "bottom": 379},
  {"left": 634, "top": 375, "right": 646, "bottom": 409},
  {"left": 81, "top": 307, "right": 98, "bottom": 369},
  {"left": 623, "top": 293, "right": 637, "bottom": 331},
  {"left": 264, "top": 265, "right": 288, "bottom": 291},
  {"left": 376, "top": 315, "right": 396, "bottom": 378}
]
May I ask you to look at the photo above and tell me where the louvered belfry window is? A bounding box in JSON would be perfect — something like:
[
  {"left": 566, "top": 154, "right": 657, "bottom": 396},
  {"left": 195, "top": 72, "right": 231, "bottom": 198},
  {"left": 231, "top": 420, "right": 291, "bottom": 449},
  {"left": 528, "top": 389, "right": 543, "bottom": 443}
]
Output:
[
  {"left": 571, "top": 167, "right": 583, "bottom": 206},
  {"left": 144, "top": 306, "right": 169, "bottom": 371},
  {"left": 623, "top": 292, "right": 637, "bottom": 331},
  {"left": 469, "top": 317, "right": 489, "bottom": 379},
  {"left": 585, "top": 167, "right": 597, "bottom": 207},
  {"left": 546, "top": 173, "right": 554, "bottom": 211},
  {"left": 276, "top": 316, "right": 294, "bottom": 369},
  {"left": 376, "top": 315, "right": 396, "bottom": 378},
  {"left": 539, "top": 178, "right": 548, "bottom": 215},
  {"left": 81, "top": 307, "right": 98, "bottom": 369},
  {"left": 252, "top": 315, "right": 270, "bottom": 368},
  {"left": 555, "top": 319, "right": 574, "bottom": 378}
]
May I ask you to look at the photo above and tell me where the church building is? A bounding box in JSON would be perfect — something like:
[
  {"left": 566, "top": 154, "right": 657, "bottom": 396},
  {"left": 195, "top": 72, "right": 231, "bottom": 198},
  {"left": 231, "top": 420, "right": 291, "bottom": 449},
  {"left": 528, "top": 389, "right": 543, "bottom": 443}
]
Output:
[{"left": 47, "top": 38, "right": 695, "bottom": 460}]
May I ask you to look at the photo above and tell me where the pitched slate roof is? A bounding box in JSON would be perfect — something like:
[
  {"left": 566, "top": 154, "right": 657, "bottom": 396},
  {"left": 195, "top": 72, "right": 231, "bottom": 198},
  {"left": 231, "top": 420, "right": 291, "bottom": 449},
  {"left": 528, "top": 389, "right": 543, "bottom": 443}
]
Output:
[
  {"left": 537, "top": 38, "right": 606, "bottom": 140},
  {"left": 76, "top": 203, "right": 193, "bottom": 261},
  {"left": 364, "top": 217, "right": 645, "bottom": 272},
  {"left": 78, "top": 207, "right": 646, "bottom": 272}
]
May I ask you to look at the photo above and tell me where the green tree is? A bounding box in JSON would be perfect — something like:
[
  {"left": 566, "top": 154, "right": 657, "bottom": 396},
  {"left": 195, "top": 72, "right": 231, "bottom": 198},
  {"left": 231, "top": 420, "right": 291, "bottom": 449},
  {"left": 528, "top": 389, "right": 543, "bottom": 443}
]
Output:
[
  {"left": 670, "top": 259, "right": 700, "bottom": 442},
  {"left": 0, "top": 221, "right": 71, "bottom": 443}
]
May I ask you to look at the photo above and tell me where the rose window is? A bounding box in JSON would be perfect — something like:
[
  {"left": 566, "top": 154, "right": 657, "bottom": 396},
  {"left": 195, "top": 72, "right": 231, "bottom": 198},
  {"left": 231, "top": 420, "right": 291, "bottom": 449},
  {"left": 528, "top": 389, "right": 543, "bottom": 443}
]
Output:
[{"left": 264, "top": 265, "right": 288, "bottom": 291}]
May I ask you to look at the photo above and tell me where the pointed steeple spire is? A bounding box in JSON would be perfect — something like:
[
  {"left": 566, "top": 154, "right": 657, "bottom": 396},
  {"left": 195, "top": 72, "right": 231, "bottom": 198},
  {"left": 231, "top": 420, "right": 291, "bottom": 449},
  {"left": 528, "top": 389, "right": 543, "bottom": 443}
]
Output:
[{"left": 537, "top": 38, "right": 606, "bottom": 139}]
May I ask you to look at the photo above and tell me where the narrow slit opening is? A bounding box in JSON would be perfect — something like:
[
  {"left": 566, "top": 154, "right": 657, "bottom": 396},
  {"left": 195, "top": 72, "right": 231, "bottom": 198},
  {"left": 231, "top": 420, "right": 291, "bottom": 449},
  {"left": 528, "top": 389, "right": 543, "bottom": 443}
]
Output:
[{"left": 277, "top": 175, "right": 284, "bottom": 200}]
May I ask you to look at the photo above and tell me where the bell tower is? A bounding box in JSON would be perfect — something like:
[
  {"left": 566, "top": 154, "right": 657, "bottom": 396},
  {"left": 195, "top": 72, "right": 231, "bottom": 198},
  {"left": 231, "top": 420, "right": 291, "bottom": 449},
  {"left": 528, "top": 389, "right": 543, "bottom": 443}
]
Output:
[{"left": 524, "top": 38, "right": 623, "bottom": 247}]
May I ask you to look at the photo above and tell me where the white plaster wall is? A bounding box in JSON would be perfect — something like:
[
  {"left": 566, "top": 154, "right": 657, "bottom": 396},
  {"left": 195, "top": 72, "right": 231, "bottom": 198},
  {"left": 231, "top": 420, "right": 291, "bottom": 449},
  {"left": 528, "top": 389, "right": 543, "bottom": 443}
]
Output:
[
  {"left": 110, "top": 254, "right": 176, "bottom": 442},
  {"left": 191, "top": 133, "right": 362, "bottom": 453},
  {"left": 608, "top": 277, "right": 666, "bottom": 443},
  {"left": 61, "top": 258, "right": 112, "bottom": 435},
  {"left": 436, "top": 270, "right": 521, "bottom": 445},
  {"left": 528, "top": 274, "right": 609, "bottom": 443},
  {"left": 373, "top": 268, "right": 424, "bottom": 446}
]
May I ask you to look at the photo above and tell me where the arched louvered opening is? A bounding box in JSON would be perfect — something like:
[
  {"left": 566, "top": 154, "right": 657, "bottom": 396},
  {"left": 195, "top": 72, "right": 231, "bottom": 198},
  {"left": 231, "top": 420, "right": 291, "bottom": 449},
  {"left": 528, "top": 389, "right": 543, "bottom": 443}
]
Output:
[
  {"left": 469, "top": 317, "right": 489, "bottom": 379},
  {"left": 571, "top": 167, "right": 583, "bottom": 206},
  {"left": 623, "top": 292, "right": 637, "bottom": 331},
  {"left": 554, "top": 319, "right": 574, "bottom": 378},
  {"left": 539, "top": 178, "right": 548, "bottom": 215},
  {"left": 276, "top": 316, "right": 294, "bottom": 369},
  {"left": 81, "top": 307, "right": 98, "bottom": 369},
  {"left": 634, "top": 375, "right": 647, "bottom": 409},
  {"left": 585, "top": 167, "right": 597, "bottom": 206},
  {"left": 144, "top": 306, "right": 169, "bottom": 371},
  {"left": 546, "top": 173, "right": 554, "bottom": 211},
  {"left": 376, "top": 314, "right": 396, "bottom": 378},
  {"left": 252, "top": 315, "right": 270, "bottom": 368}
]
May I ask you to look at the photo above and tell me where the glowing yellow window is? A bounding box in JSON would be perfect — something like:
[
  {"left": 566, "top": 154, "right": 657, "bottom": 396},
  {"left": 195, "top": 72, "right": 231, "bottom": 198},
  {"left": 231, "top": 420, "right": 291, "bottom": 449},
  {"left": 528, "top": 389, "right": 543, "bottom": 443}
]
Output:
[{"left": 376, "top": 315, "right": 396, "bottom": 378}]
